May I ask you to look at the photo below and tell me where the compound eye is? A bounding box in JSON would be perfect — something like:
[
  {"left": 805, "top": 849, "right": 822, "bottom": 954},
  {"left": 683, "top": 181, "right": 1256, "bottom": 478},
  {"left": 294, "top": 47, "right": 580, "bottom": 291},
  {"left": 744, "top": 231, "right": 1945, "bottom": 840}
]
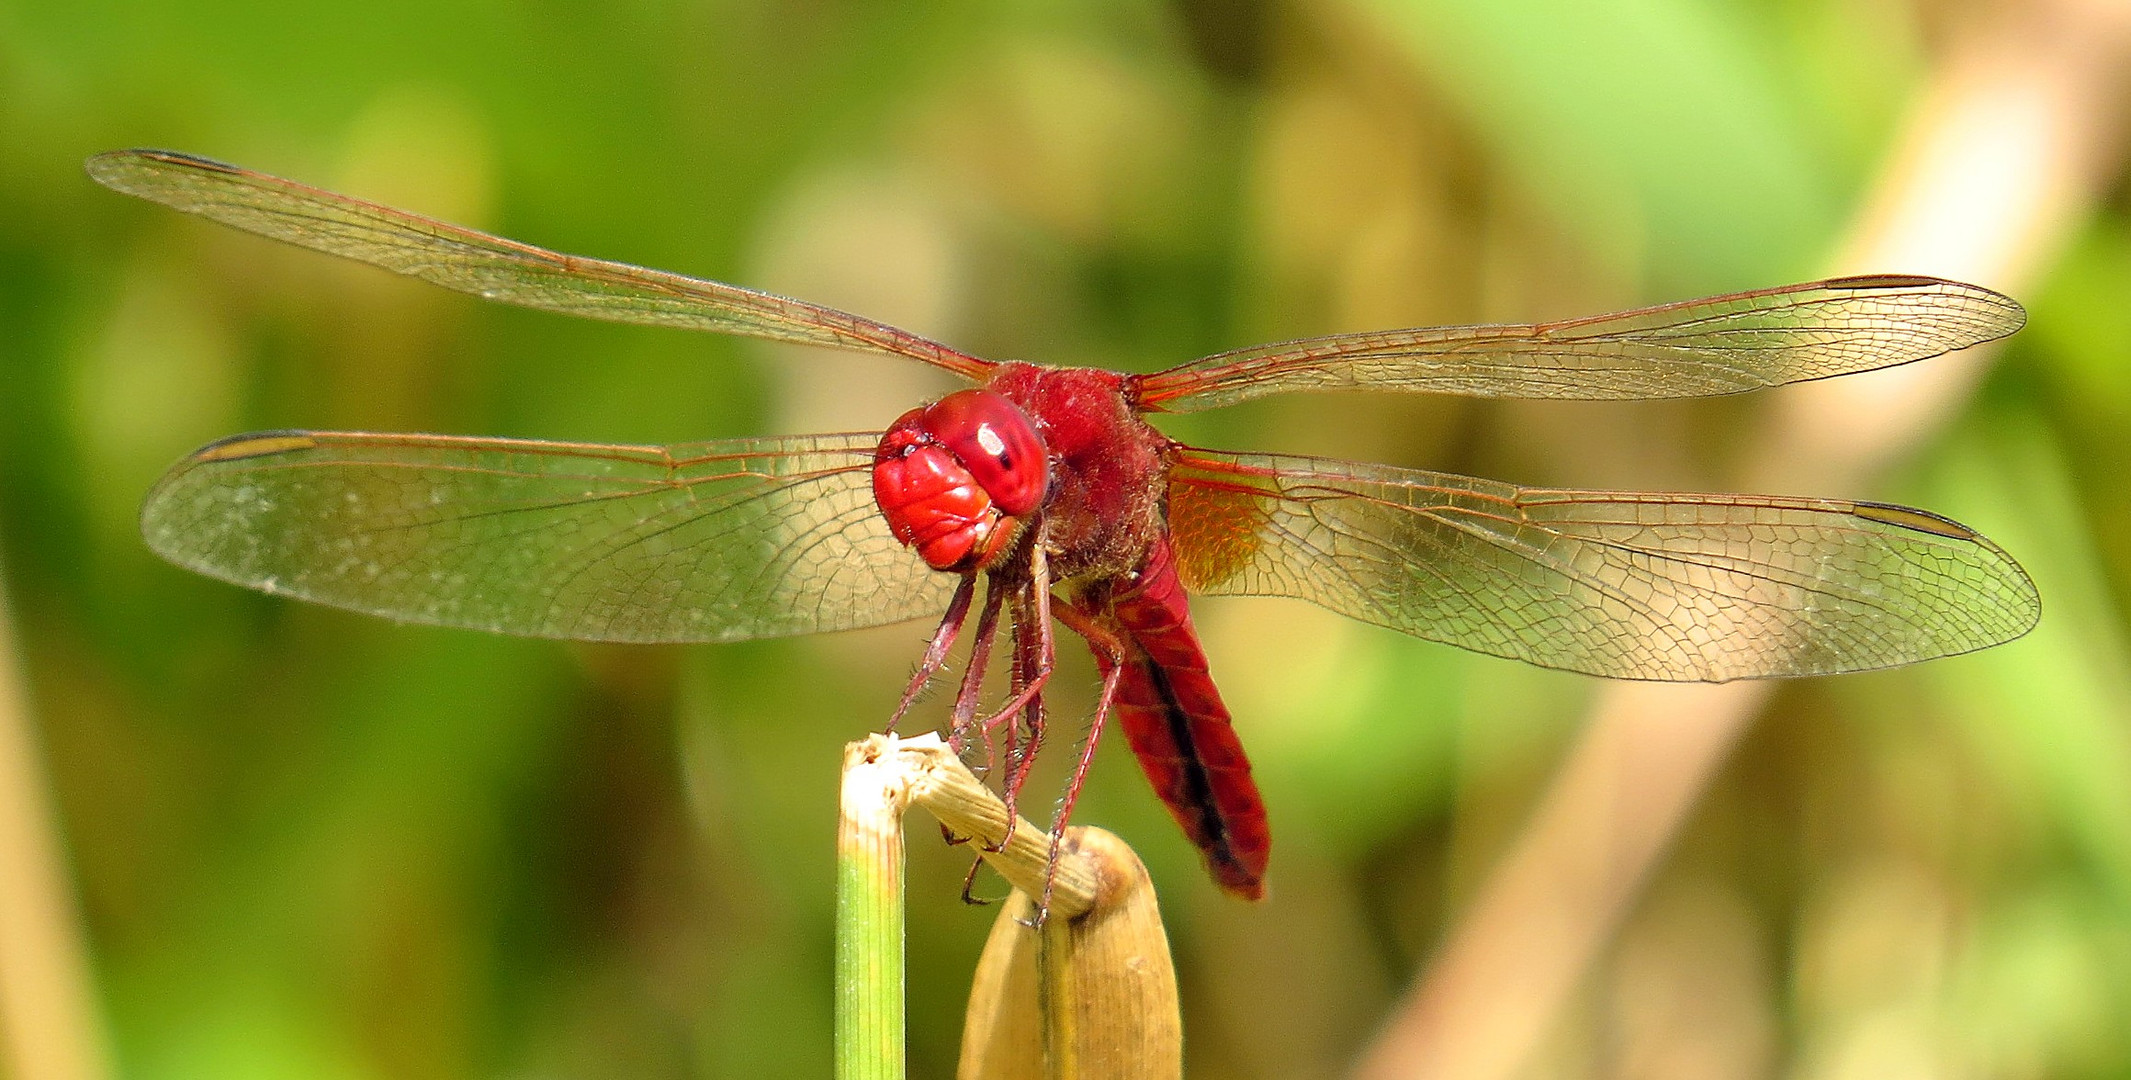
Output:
[{"left": 919, "top": 389, "right": 1049, "bottom": 517}]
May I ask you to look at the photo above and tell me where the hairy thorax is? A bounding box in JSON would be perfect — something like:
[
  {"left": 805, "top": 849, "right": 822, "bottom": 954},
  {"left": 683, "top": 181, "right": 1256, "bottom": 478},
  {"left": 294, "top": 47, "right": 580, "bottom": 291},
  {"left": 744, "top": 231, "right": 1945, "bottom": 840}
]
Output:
[{"left": 981, "top": 362, "right": 1173, "bottom": 587}]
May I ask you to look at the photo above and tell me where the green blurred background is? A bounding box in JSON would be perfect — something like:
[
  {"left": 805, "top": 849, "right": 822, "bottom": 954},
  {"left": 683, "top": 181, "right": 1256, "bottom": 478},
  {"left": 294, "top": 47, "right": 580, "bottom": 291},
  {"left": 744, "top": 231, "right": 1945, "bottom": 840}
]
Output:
[{"left": 5, "top": 0, "right": 2130, "bottom": 1076}]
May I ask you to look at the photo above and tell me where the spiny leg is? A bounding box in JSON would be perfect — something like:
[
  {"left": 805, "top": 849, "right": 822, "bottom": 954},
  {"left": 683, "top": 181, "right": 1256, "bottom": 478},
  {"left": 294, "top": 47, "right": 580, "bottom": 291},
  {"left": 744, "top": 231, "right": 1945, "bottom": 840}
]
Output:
[
  {"left": 988, "top": 550, "right": 1057, "bottom": 842},
  {"left": 977, "top": 549, "right": 1052, "bottom": 793},
  {"left": 992, "top": 597, "right": 1041, "bottom": 841},
  {"left": 958, "top": 592, "right": 1067, "bottom": 900},
  {"left": 957, "top": 852, "right": 1001, "bottom": 907},
  {"left": 1037, "top": 601, "right": 1127, "bottom": 925},
  {"left": 945, "top": 579, "right": 1009, "bottom": 757},
  {"left": 931, "top": 582, "right": 1007, "bottom": 851},
  {"left": 886, "top": 574, "right": 977, "bottom": 733},
  {"left": 949, "top": 578, "right": 1021, "bottom": 885}
]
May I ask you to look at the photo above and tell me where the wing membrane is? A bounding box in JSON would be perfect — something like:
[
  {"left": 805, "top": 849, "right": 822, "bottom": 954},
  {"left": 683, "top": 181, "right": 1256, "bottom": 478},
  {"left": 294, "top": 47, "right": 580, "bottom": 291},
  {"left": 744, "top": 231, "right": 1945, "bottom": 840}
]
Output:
[
  {"left": 1136, "top": 276, "right": 2024, "bottom": 411},
  {"left": 142, "top": 430, "right": 957, "bottom": 642},
  {"left": 87, "top": 149, "right": 993, "bottom": 380},
  {"left": 1166, "top": 449, "right": 2038, "bottom": 681}
]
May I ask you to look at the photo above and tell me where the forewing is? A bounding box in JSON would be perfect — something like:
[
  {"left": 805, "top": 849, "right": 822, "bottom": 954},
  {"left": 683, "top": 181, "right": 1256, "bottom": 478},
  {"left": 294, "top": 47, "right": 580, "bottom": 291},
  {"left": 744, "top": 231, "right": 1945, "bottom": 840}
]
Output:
[
  {"left": 1166, "top": 449, "right": 2038, "bottom": 681},
  {"left": 87, "top": 149, "right": 993, "bottom": 380},
  {"left": 142, "top": 431, "right": 957, "bottom": 642},
  {"left": 1136, "top": 276, "right": 2024, "bottom": 412}
]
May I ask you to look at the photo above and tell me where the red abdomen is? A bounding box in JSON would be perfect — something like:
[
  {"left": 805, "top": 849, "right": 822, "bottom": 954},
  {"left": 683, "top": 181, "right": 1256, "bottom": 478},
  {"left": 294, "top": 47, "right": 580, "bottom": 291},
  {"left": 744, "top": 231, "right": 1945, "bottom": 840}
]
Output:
[{"left": 1089, "top": 536, "right": 1270, "bottom": 899}]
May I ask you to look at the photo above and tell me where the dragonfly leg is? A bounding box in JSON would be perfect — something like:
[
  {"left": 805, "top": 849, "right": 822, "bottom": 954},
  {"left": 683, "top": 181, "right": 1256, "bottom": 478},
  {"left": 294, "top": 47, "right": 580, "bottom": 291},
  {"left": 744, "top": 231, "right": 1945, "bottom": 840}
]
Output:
[
  {"left": 957, "top": 855, "right": 1002, "bottom": 907},
  {"left": 887, "top": 574, "right": 977, "bottom": 734},
  {"left": 929, "top": 582, "right": 1004, "bottom": 849},
  {"left": 945, "top": 581, "right": 1008, "bottom": 757},
  {"left": 986, "top": 602, "right": 1039, "bottom": 846},
  {"left": 985, "top": 551, "right": 1056, "bottom": 850},
  {"left": 978, "top": 621, "right": 1052, "bottom": 746},
  {"left": 1033, "top": 599, "right": 1125, "bottom": 926}
]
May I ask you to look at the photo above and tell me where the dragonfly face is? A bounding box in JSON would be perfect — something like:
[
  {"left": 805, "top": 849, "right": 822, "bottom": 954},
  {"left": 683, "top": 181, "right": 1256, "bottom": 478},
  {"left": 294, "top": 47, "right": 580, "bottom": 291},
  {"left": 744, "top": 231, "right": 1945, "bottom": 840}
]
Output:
[{"left": 873, "top": 389, "right": 1048, "bottom": 573}]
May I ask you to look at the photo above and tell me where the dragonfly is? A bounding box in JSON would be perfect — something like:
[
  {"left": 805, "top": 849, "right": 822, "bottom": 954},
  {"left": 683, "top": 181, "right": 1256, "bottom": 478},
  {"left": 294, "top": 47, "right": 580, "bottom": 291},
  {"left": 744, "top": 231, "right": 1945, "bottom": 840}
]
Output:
[{"left": 89, "top": 148, "right": 2040, "bottom": 902}]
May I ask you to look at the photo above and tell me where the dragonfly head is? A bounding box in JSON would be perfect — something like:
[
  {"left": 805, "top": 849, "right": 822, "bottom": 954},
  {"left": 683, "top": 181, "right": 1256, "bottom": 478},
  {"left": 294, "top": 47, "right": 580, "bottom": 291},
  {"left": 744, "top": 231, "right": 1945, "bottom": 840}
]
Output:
[{"left": 872, "top": 390, "right": 1050, "bottom": 572}]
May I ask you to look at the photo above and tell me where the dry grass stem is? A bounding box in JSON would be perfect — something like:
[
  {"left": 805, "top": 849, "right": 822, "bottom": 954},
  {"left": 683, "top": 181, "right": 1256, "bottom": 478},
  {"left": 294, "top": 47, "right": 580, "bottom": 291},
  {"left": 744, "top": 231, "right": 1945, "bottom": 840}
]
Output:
[{"left": 889, "top": 733, "right": 1101, "bottom": 920}]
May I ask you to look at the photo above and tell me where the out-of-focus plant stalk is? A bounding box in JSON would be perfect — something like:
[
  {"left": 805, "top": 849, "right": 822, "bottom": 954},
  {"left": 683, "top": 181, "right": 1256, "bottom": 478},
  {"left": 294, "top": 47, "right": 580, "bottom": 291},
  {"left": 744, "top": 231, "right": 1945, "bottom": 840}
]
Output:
[
  {"left": 1352, "top": 3, "right": 2131, "bottom": 1078},
  {"left": 0, "top": 566, "right": 112, "bottom": 1080}
]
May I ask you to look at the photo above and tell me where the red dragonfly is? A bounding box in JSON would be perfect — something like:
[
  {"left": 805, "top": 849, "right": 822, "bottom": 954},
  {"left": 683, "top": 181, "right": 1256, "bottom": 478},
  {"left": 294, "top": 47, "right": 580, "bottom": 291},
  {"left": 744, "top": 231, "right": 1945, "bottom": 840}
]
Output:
[{"left": 90, "top": 149, "right": 2039, "bottom": 901}]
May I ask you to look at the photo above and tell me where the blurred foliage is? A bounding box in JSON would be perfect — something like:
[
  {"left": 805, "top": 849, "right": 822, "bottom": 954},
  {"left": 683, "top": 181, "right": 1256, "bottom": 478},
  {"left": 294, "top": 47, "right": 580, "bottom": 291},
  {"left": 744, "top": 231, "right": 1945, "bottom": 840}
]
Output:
[{"left": 2, "top": 0, "right": 2129, "bottom": 1077}]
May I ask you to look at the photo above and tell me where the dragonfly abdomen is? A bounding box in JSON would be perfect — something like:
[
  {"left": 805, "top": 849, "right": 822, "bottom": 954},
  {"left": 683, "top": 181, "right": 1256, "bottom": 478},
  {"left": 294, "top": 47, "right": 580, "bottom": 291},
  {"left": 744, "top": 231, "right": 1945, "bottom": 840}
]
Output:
[{"left": 1099, "top": 536, "right": 1270, "bottom": 899}]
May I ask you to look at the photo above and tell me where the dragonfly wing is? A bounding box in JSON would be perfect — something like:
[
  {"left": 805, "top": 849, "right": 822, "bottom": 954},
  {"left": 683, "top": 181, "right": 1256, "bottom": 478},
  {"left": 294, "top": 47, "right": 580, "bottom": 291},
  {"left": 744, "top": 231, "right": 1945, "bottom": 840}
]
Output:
[
  {"left": 1136, "top": 276, "right": 2024, "bottom": 412},
  {"left": 143, "top": 430, "right": 957, "bottom": 642},
  {"left": 87, "top": 149, "right": 994, "bottom": 380},
  {"left": 1166, "top": 449, "right": 2039, "bottom": 681}
]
